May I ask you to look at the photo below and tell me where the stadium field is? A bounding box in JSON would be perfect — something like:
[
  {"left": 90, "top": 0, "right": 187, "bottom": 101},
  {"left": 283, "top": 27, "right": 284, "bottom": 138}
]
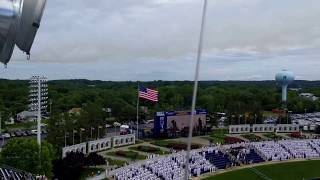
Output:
[{"left": 204, "top": 160, "right": 320, "bottom": 180}]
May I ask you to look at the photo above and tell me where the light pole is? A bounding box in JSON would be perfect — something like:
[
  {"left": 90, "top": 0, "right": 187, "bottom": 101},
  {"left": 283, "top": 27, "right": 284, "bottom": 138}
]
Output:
[
  {"left": 244, "top": 114, "right": 246, "bottom": 125},
  {"left": 0, "top": 112, "right": 1, "bottom": 135},
  {"left": 98, "top": 126, "right": 102, "bottom": 139},
  {"left": 49, "top": 99, "right": 52, "bottom": 116},
  {"left": 0, "top": 112, "right": 2, "bottom": 146},
  {"left": 254, "top": 114, "right": 257, "bottom": 124},
  {"left": 80, "top": 128, "right": 85, "bottom": 143},
  {"left": 72, "top": 130, "right": 77, "bottom": 145},
  {"left": 64, "top": 131, "right": 69, "bottom": 147},
  {"left": 91, "top": 127, "right": 94, "bottom": 140},
  {"left": 29, "top": 76, "right": 48, "bottom": 146}
]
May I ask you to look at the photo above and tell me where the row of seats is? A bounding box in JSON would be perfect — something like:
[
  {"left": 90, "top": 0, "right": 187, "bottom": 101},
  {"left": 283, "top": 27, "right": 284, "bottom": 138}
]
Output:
[
  {"left": 110, "top": 139, "right": 320, "bottom": 180},
  {"left": 0, "top": 167, "right": 35, "bottom": 180},
  {"left": 204, "top": 151, "right": 232, "bottom": 169},
  {"left": 279, "top": 140, "right": 320, "bottom": 159}
]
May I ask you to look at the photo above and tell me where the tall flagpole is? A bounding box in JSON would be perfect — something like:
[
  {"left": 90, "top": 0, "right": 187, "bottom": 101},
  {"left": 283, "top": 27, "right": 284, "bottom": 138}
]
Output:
[
  {"left": 136, "top": 82, "right": 140, "bottom": 140},
  {"left": 184, "top": 0, "right": 208, "bottom": 179}
]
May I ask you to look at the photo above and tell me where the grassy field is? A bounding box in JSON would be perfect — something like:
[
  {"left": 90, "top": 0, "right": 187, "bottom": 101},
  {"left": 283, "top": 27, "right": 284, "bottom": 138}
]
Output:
[
  {"left": 106, "top": 157, "right": 127, "bottom": 167},
  {"left": 263, "top": 132, "right": 284, "bottom": 140},
  {"left": 128, "top": 145, "right": 169, "bottom": 155},
  {"left": 203, "top": 129, "right": 228, "bottom": 144},
  {"left": 151, "top": 140, "right": 201, "bottom": 150},
  {"left": 106, "top": 150, "right": 147, "bottom": 160},
  {"left": 205, "top": 160, "right": 320, "bottom": 180},
  {"left": 241, "top": 133, "right": 262, "bottom": 142}
]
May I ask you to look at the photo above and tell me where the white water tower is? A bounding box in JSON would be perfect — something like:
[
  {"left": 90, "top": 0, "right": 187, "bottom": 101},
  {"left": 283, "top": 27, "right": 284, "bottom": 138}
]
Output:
[{"left": 275, "top": 70, "right": 295, "bottom": 104}]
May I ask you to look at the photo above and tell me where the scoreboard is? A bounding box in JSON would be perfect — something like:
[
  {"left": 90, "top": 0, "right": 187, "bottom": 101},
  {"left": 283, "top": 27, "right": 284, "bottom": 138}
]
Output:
[{"left": 154, "top": 109, "right": 207, "bottom": 137}]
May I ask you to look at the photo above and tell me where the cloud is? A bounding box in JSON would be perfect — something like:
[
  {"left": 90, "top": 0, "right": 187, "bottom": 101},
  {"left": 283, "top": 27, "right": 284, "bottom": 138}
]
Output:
[{"left": 3, "top": 0, "right": 320, "bottom": 80}]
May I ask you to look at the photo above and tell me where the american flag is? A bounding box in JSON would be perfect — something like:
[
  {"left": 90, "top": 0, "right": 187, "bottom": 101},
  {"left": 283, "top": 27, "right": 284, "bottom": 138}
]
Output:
[{"left": 139, "top": 85, "right": 158, "bottom": 102}]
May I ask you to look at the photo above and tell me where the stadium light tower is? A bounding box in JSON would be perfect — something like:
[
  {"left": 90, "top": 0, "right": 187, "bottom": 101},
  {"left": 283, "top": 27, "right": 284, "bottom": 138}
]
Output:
[
  {"left": 0, "top": 0, "right": 47, "bottom": 65},
  {"left": 29, "top": 76, "right": 48, "bottom": 146},
  {"left": 275, "top": 70, "right": 295, "bottom": 107}
]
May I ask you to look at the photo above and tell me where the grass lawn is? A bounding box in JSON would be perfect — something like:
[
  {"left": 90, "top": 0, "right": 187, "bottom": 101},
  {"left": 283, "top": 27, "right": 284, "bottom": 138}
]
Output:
[
  {"left": 205, "top": 160, "right": 320, "bottom": 180},
  {"left": 204, "top": 129, "right": 228, "bottom": 144},
  {"left": 106, "top": 157, "right": 127, "bottom": 167},
  {"left": 135, "top": 139, "right": 144, "bottom": 144},
  {"left": 263, "top": 132, "right": 283, "bottom": 140},
  {"left": 151, "top": 140, "right": 201, "bottom": 150},
  {"left": 106, "top": 150, "right": 147, "bottom": 160},
  {"left": 80, "top": 167, "right": 104, "bottom": 180},
  {"left": 241, "top": 133, "right": 262, "bottom": 142},
  {"left": 129, "top": 145, "right": 169, "bottom": 155}
]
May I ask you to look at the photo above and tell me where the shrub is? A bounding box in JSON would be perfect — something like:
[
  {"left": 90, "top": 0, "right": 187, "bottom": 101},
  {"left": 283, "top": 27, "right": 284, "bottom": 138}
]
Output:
[
  {"left": 224, "top": 136, "right": 244, "bottom": 144},
  {"left": 242, "top": 134, "right": 262, "bottom": 142},
  {"left": 290, "top": 132, "right": 302, "bottom": 138},
  {"left": 85, "top": 152, "right": 106, "bottom": 166},
  {"left": 107, "top": 150, "right": 147, "bottom": 160}
]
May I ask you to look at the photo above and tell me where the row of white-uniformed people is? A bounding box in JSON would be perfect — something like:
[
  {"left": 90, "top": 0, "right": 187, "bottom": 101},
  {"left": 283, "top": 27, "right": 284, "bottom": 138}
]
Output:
[
  {"left": 252, "top": 139, "right": 320, "bottom": 161},
  {"left": 309, "top": 139, "right": 320, "bottom": 154},
  {"left": 113, "top": 166, "right": 160, "bottom": 180},
  {"left": 253, "top": 141, "right": 292, "bottom": 161},
  {"left": 112, "top": 148, "right": 218, "bottom": 180},
  {"left": 279, "top": 140, "right": 320, "bottom": 158},
  {"left": 112, "top": 139, "right": 320, "bottom": 180}
]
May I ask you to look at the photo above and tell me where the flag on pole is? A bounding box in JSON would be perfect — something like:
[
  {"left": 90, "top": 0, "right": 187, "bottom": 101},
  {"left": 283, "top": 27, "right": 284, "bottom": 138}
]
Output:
[
  {"left": 139, "top": 85, "right": 158, "bottom": 102},
  {"left": 80, "top": 128, "right": 85, "bottom": 131}
]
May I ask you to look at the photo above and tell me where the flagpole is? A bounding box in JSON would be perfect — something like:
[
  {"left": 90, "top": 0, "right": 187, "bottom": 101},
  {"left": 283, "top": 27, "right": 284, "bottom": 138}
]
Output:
[
  {"left": 136, "top": 82, "right": 140, "bottom": 140},
  {"left": 184, "top": 0, "right": 208, "bottom": 179},
  {"left": 72, "top": 130, "right": 75, "bottom": 145}
]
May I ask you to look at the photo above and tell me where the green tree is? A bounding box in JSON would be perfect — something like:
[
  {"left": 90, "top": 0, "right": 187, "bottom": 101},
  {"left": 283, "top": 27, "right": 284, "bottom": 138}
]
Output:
[{"left": 0, "top": 138, "right": 56, "bottom": 177}]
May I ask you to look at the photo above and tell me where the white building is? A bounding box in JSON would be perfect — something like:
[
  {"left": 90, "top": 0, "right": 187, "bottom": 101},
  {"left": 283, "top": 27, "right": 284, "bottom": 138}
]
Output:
[
  {"left": 299, "top": 93, "right": 319, "bottom": 101},
  {"left": 16, "top": 111, "right": 37, "bottom": 122}
]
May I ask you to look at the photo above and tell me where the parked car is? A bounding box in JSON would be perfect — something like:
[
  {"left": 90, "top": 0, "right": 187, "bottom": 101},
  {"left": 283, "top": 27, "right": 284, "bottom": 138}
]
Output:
[
  {"left": 10, "top": 132, "right": 16, "bottom": 137},
  {"left": 21, "top": 131, "right": 27, "bottom": 136},
  {"left": 26, "top": 130, "right": 32, "bottom": 136},
  {"left": 14, "top": 131, "right": 22, "bottom": 137},
  {"left": 31, "top": 130, "right": 37, "bottom": 135},
  {"left": 3, "top": 133, "right": 11, "bottom": 139}
]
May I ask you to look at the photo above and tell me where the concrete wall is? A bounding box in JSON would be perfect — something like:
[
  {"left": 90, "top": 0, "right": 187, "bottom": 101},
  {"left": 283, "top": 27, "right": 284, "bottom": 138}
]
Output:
[
  {"left": 228, "top": 124, "right": 300, "bottom": 134},
  {"left": 112, "top": 134, "right": 135, "bottom": 147},
  {"left": 61, "top": 134, "right": 136, "bottom": 158},
  {"left": 62, "top": 143, "right": 87, "bottom": 158},
  {"left": 229, "top": 125, "right": 251, "bottom": 134},
  {"left": 275, "top": 124, "right": 299, "bottom": 133},
  {"left": 88, "top": 137, "right": 112, "bottom": 153},
  {"left": 252, "top": 124, "right": 275, "bottom": 133}
]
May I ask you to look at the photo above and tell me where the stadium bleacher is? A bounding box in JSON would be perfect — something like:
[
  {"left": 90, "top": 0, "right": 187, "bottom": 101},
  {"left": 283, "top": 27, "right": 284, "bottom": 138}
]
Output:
[
  {"left": 110, "top": 139, "right": 320, "bottom": 180},
  {"left": 244, "top": 149, "right": 265, "bottom": 164},
  {"left": 0, "top": 166, "right": 35, "bottom": 180},
  {"left": 204, "top": 151, "right": 232, "bottom": 169}
]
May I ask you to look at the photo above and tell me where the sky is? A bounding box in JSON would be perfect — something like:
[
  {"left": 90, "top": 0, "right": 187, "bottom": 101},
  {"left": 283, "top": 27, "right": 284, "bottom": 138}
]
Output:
[{"left": 1, "top": 0, "right": 320, "bottom": 81}]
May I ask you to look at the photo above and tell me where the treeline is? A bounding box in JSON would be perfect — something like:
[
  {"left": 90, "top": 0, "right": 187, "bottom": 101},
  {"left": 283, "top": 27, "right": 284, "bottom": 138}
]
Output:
[{"left": 1, "top": 79, "right": 320, "bottom": 122}]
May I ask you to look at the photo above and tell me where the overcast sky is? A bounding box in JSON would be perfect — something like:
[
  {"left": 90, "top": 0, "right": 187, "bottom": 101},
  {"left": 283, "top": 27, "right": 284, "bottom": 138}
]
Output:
[{"left": 1, "top": 0, "right": 320, "bottom": 80}]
